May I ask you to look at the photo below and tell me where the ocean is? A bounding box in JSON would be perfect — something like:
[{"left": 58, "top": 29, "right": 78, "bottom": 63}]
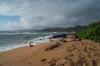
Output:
[{"left": 0, "top": 31, "right": 67, "bottom": 52}]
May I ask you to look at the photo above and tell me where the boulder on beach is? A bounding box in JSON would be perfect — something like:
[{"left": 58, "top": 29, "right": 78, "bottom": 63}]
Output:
[{"left": 50, "top": 34, "right": 67, "bottom": 38}]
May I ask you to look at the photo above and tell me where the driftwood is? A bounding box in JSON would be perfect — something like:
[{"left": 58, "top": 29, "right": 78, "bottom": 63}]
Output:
[
  {"left": 45, "top": 42, "right": 61, "bottom": 51},
  {"left": 29, "top": 44, "right": 33, "bottom": 47}
]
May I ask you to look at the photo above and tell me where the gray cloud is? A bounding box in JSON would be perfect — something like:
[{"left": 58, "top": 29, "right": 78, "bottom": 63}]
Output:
[{"left": 0, "top": 0, "right": 100, "bottom": 30}]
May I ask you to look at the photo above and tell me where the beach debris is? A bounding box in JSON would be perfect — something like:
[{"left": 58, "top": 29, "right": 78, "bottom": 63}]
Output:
[
  {"left": 51, "top": 34, "right": 67, "bottom": 38},
  {"left": 39, "top": 39, "right": 42, "bottom": 40},
  {"left": 42, "top": 58, "right": 76, "bottom": 66},
  {"left": 57, "top": 64, "right": 64, "bottom": 66},
  {"left": 78, "top": 39, "right": 82, "bottom": 41},
  {"left": 41, "top": 58, "right": 57, "bottom": 66},
  {"left": 45, "top": 42, "right": 61, "bottom": 51},
  {"left": 60, "top": 39, "right": 67, "bottom": 43},
  {"left": 29, "top": 44, "right": 33, "bottom": 47},
  {"left": 41, "top": 59, "right": 47, "bottom": 62},
  {"left": 50, "top": 63, "right": 56, "bottom": 66},
  {"left": 47, "top": 59, "right": 57, "bottom": 66},
  {"left": 28, "top": 40, "right": 34, "bottom": 47}
]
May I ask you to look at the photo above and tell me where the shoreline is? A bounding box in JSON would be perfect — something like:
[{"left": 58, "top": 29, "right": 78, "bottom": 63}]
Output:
[
  {"left": 0, "top": 37, "right": 100, "bottom": 66},
  {"left": 0, "top": 35, "right": 51, "bottom": 53},
  {"left": 0, "top": 41, "right": 50, "bottom": 53}
]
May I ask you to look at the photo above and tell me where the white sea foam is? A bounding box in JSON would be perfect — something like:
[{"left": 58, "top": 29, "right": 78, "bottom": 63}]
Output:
[
  {"left": 31, "top": 35, "right": 52, "bottom": 44},
  {"left": 0, "top": 35, "right": 52, "bottom": 53}
]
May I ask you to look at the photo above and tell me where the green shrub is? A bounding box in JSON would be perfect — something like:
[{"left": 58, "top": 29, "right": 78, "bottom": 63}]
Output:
[{"left": 76, "top": 21, "right": 100, "bottom": 43}]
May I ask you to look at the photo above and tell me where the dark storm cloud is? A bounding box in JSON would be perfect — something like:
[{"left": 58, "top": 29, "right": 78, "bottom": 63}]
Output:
[{"left": 0, "top": 0, "right": 100, "bottom": 30}]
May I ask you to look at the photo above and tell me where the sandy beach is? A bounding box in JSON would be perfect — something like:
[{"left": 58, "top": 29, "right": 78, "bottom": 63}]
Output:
[{"left": 0, "top": 37, "right": 100, "bottom": 66}]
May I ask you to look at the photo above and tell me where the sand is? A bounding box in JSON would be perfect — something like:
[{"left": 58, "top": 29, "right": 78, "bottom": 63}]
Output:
[{"left": 0, "top": 37, "right": 100, "bottom": 66}]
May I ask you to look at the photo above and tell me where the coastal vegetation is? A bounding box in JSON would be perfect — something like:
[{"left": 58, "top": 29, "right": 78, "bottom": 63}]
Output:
[{"left": 76, "top": 20, "right": 100, "bottom": 43}]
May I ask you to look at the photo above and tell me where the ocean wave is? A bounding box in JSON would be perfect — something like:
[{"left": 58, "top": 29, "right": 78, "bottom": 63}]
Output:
[
  {"left": 0, "top": 32, "right": 38, "bottom": 35},
  {"left": 0, "top": 35, "right": 52, "bottom": 53}
]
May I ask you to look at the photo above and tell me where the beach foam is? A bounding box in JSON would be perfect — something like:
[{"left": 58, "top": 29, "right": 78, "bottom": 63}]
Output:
[{"left": 0, "top": 35, "right": 52, "bottom": 53}]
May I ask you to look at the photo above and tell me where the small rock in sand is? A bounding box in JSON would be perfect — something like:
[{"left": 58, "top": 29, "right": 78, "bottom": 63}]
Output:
[
  {"left": 41, "top": 59, "right": 47, "bottom": 62},
  {"left": 29, "top": 44, "right": 33, "bottom": 47}
]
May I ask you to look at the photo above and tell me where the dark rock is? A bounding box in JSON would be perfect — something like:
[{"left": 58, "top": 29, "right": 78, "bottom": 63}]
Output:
[
  {"left": 39, "top": 39, "right": 42, "bottom": 40},
  {"left": 41, "top": 59, "right": 47, "bottom": 62},
  {"left": 29, "top": 44, "right": 33, "bottom": 47},
  {"left": 49, "top": 59, "right": 57, "bottom": 66},
  {"left": 78, "top": 39, "right": 82, "bottom": 41},
  {"left": 61, "top": 39, "right": 67, "bottom": 43},
  {"left": 50, "top": 63, "right": 56, "bottom": 66},
  {"left": 51, "top": 34, "right": 67, "bottom": 38}
]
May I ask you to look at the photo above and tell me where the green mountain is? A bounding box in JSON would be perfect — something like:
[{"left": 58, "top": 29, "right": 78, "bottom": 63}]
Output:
[
  {"left": 41, "top": 26, "right": 86, "bottom": 32},
  {"left": 76, "top": 20, "right": 100, "bottom": 43}
]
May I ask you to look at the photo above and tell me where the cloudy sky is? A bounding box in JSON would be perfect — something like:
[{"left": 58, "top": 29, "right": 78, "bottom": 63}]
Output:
[{"left": 0, "top": 0, "right": 100, "bottom": 31}]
